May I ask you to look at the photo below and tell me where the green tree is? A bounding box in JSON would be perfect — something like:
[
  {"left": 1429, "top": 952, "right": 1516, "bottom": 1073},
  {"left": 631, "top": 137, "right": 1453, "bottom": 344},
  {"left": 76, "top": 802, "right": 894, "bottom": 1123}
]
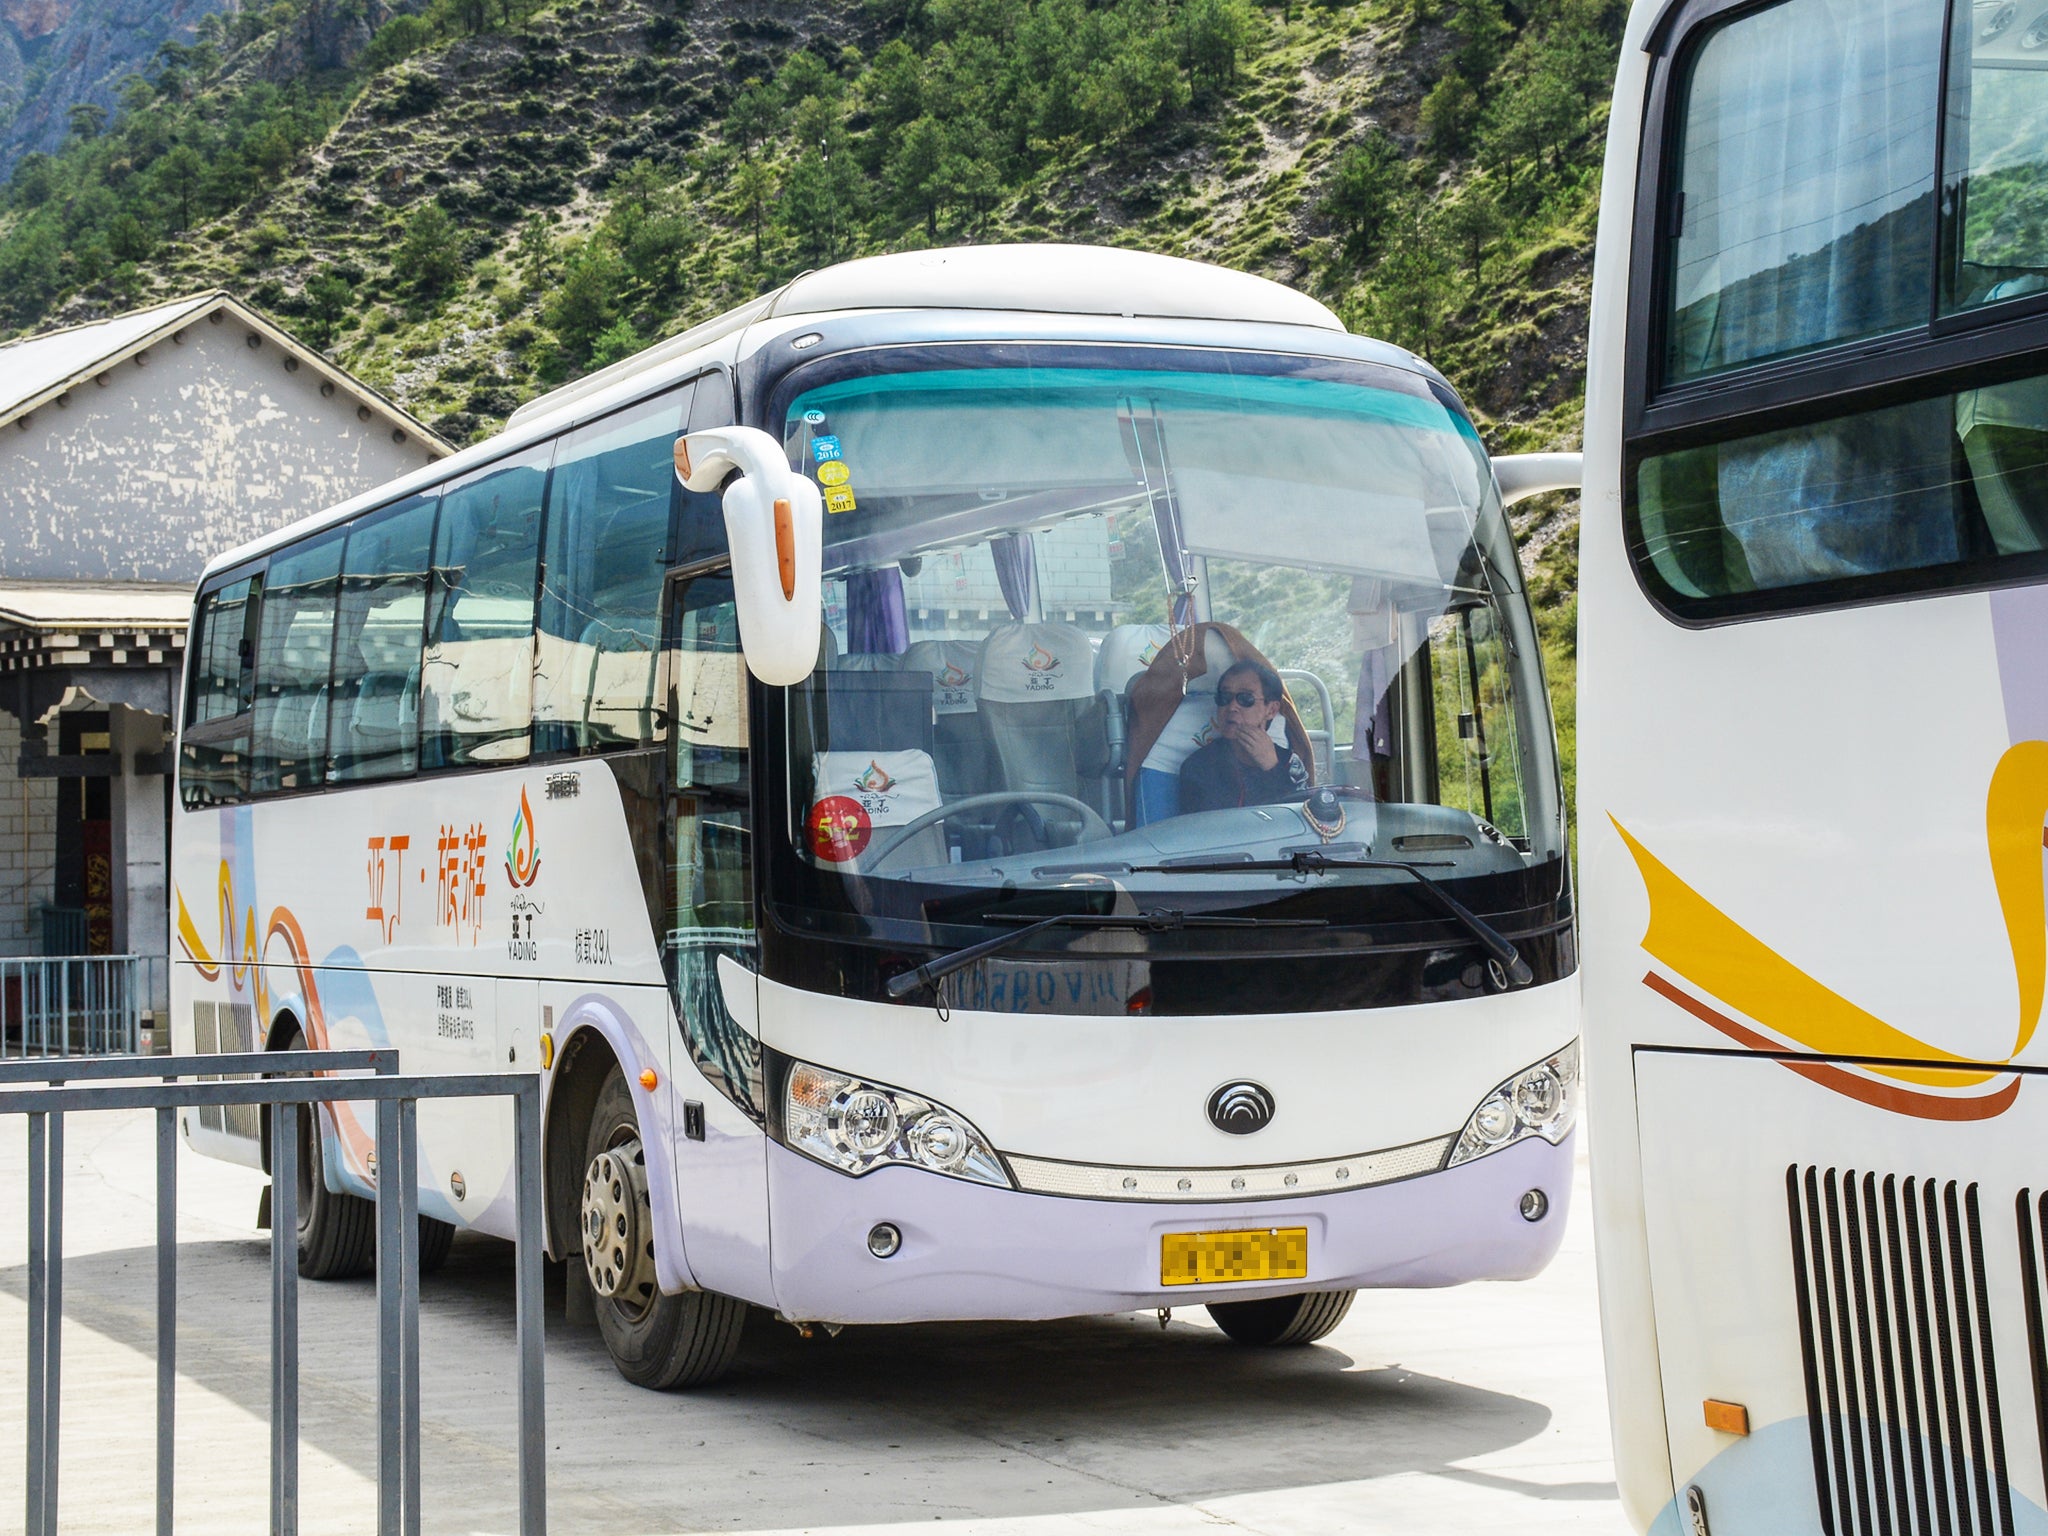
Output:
[
  {"left": 623, "top": 212, "right": 696, "bottom": 296},
  {"left": 544, "top": 242, "right": 623, "bottom": 365},
  {"left": 154, "top": 144, "right": 207, "bottom": 230},
  {"left": 588, "top": 317, "right": 644, "bottom": 370},
  {"left": 725, "top": 81, "right": 783, "bottom": 160},
  {"left": 1420, "top": 73, "right": 1479, "bottom": 157},
  {"left": 888, "top": 115, "right": 951, "bottom": 236},
  {"left": 0, "top": 223, "right": 63, "bottom": 326},
  {"left": 107, "top": 212, "right": 153, "bottom": 263},
  {"left": 779, "top": 148, "right": 847, "bottom": 265},
  {"left": 516, "top": 212, "right": 554, "bottom": 292},
  {"left": 304, "top": 270, "right": 353, "bottom": 346},
  {"left": 1320, "top": 131, "right": 1405, "bottom": 262},
  {"left": 732, "top": 156, "right": 774, "bottom": 262},
  {"left": 10, "top": 152, "right": 56, "bottom": 209},
  {"left": 397, "top": 201, "right": 465, "bottom": 299},
  {"left": 1178, "top": 0, "right": 1251, "bottom": 100},
  {"left": 1451, "top": 0, "right": 1511, "bottom": 83},
  {"left": 66, "top": 102, "right": 107, "bottom": 141},
  {"left": 1438, "top": 181, "right": 1504, "bottom": 281}
]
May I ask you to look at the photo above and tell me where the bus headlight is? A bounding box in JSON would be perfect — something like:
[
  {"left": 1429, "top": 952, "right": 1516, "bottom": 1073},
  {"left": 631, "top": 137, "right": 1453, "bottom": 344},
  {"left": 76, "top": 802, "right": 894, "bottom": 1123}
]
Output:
[
  {"left": 1449, "top": 1042, "right": 1579, "bottom": 1166},
  {"left": 783, "top": 1061, "right": 1012, "bottom": 1188}
]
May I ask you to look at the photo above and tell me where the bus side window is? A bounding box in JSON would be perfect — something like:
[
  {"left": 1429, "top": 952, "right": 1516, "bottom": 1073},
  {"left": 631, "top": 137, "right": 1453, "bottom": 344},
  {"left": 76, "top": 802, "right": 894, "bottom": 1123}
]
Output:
[
  {"left": 250, "top": 528, "right": 344, "bottom": 795},
  {"left": 1426, "top": 606, "right": 1525, "bottom": 838},
  {"left": 180, "top": 573, "right": 261, "bottom": 807},
  {"left": 328, "top": 493, "right": 438, "bottom": 785},
  {"left": 534, "top": 382, "right": 692, "bottom": 756},
  {"left": 421, "top": 445, "right": 548, "bottom": 772},
  {"left": 663, "top": 572, "right": 760, "bottom": 1118}
]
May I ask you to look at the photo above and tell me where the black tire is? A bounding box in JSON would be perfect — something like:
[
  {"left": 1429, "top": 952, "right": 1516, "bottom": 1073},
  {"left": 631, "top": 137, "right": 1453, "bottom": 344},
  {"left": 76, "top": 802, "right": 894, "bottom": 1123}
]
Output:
[
  {"left": 284, "top": 1030, "right": 377, "bottom": 1280},
  {"left": 582, "top": 1065, "right": 746, "bottom": 1389},
  {"left": 418, "top": 1216, "right": 456, "bottom": 1275},
  {"left": 1206, "top": 1289, "right": 1357, "bottom": 1346}
]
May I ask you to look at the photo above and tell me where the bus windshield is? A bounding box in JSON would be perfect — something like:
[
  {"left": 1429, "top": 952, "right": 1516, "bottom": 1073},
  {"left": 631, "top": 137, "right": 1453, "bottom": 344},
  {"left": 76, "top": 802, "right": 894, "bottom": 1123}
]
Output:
[{"left": 771, "top": 348, "right": 1562, "bottom": 939}]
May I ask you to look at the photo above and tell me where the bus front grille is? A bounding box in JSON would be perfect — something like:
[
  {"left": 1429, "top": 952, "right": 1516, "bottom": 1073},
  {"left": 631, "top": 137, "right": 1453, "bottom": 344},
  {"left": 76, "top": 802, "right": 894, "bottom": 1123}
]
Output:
[{"left": 1785, "top": 1166, "right": 2015, "bottom": 1536}]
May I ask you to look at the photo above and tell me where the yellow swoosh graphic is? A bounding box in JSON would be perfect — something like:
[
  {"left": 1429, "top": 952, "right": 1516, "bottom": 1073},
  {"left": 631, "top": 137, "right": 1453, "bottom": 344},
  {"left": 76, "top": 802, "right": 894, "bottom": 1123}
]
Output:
[
  {"left": 1613, "top": 818, "right": 1996, "bottom": 1087},
  {"left": 1617, "top": 739, "right": 2048, "bottom": 1104},
  {"left": 1985, "top": 738, "right": 2048, "bottom": 1058}
]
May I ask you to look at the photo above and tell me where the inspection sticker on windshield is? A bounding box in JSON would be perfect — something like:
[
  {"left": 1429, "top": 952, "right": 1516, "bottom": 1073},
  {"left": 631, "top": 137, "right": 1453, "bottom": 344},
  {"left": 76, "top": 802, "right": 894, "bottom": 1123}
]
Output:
[
  {"left": 1161, "top": 1227, "right": 1308, "bottom": 1287},
  {"left": 824, "top": 487, "right": 858, "bottom": 514},
  {"left": 816, "top": 460, "right": 852, "bottom": 487},
  {"left": 811, "top": 434, "right": 843, "bottom": 462}
]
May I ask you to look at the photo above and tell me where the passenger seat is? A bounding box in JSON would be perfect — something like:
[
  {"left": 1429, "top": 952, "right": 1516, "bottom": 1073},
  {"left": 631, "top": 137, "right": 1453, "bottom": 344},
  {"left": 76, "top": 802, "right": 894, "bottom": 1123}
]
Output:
[{"left": 976, "top": 621, "right": 1097, "bottom": 847}]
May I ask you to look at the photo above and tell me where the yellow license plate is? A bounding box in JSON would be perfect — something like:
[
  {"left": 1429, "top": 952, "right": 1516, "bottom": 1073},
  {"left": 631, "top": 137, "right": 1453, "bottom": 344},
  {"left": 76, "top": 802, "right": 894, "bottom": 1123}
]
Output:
[{"left": 1160, "top": 1227, "right": 1309, "bottom": 1287}]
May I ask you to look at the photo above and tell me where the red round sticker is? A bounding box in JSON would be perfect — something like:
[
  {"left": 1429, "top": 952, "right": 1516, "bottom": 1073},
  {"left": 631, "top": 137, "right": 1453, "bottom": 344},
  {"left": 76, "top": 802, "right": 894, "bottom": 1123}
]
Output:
[{"left": 809, "top": 796, "right": 872, "bottom": 862}]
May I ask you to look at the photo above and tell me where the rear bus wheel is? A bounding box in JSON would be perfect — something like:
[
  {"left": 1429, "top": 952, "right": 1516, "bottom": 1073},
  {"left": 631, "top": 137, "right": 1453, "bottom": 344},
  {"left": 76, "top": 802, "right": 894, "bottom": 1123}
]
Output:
[
  {"left": 1206, "top": 1289, "right": 1356, "bottom": 1346},
  {"left": 279, "top": 1029, "right": 377, "bottom": 1280},
  {"left": 281, "top": 1028, "right": 461, "bottom": 1280},
  {"left": 580, "top": 1065, "right": 745, "bottom": 1390}
]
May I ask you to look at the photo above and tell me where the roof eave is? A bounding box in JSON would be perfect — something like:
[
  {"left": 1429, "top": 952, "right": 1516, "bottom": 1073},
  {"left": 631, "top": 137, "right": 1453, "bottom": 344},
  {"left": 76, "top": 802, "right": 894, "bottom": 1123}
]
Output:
[{"left": 0, "top": 292, "right": 454, "bottom": 453}]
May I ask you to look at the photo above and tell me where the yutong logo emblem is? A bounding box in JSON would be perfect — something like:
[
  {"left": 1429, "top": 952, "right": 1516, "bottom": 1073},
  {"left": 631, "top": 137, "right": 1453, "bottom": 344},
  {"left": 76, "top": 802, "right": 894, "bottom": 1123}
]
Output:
[{"left": 1207, "top": 1080, "right": 1276, "bottom": 1135}]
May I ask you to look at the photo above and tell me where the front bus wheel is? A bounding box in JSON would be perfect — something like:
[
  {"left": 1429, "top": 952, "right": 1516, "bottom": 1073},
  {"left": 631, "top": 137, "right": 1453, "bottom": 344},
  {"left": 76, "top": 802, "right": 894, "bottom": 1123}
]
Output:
[
  {"left": 1206, "top": 1289, "right": 1357, "bottom": 1346},
  {"left": 580, "top": 1065, "right": 745, "bottom": 1389}
]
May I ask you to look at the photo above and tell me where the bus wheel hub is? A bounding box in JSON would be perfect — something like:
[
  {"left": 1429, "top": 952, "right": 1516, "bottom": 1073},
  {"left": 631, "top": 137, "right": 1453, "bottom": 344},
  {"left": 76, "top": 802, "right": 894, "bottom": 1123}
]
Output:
[{"left": 580, "top": 1138, "right": 655, "bottom": 1302}]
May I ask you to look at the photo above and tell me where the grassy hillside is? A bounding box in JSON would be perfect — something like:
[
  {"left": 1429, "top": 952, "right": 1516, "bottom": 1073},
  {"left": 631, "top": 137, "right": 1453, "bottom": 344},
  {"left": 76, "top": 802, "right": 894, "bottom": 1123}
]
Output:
[{"left": 0, "top": 0, "right": 1603, "bottom": 808}]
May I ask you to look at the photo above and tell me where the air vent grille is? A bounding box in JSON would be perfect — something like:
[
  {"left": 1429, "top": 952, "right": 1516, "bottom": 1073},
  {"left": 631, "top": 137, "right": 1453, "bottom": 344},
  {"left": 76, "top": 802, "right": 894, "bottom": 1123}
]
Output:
[{"left": 1785, "top": 1166, "right": 2015, "bottom": 1536}]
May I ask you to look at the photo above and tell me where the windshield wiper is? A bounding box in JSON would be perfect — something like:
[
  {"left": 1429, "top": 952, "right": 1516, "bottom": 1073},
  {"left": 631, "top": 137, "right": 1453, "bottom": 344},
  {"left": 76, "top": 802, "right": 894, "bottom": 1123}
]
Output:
[
  {"left": 1123, "top": 852, "right": 1534, "bottom": 986},
  {"left": 884, "top": 908, "right": 1326, "bottom": 1000}
]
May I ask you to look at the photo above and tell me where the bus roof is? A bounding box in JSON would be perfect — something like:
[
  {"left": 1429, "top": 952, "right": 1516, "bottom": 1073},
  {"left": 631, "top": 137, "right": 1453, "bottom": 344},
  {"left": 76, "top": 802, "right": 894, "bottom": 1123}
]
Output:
[
  {"left": 197, "top": 245, "right": 1352, "bottom": 585},
  {"left": 506, "top": 245, "right": 1343, "bottom": 432}
]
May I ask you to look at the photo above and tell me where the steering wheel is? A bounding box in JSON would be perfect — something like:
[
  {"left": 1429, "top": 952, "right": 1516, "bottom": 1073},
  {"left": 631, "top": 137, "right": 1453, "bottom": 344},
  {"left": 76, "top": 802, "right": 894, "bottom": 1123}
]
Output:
[{"left": 866, "top": 792, "right": 1114, "bottom": 871}]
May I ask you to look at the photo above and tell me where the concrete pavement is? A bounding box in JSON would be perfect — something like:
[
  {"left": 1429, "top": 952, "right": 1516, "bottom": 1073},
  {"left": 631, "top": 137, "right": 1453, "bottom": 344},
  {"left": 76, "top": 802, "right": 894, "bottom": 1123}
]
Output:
[{"left": 0, "top": 1108, "right": 1624, "bottom": 1534}]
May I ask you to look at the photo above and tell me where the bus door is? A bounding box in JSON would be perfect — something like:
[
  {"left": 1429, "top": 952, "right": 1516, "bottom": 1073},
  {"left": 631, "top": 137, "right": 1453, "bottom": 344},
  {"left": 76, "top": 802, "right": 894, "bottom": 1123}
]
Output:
[{"left": 661, "top": 570, "right": 772, "bottom": 1300}]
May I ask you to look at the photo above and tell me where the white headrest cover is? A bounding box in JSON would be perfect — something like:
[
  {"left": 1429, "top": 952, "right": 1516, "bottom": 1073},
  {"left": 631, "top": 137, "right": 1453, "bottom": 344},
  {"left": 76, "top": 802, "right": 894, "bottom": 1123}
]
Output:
[
  {"left": 1095, "top": 624, "right": 1170, "bottom": 695},
  {"left": 809, "top": 750, "right": 943, "bottom": 829},
  {"left": 902, "top": 639, "right": 981, "bottom": 715},
  {"left": 976, "top": 622, "right": 1096, "bottom": 704}
]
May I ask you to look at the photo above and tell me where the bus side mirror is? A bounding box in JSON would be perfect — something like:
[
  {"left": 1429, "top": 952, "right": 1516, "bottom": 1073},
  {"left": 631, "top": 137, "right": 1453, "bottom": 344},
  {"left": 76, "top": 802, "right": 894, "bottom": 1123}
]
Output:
[
  {"left": 1490, "top": 451, "right": 1582, "bottom": 508},
  {"left": 674, "top": 426, "right": 823, "bottom": 686}
]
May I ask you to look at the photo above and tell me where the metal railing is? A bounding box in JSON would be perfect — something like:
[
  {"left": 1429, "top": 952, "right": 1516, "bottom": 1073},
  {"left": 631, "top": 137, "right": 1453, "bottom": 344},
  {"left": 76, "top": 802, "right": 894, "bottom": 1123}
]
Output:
[
  {"left": 7, "top": 1050, "right": 547, "bottom": 1536},
  {"left": 0, "top": 954, "right": 167, "bottom": 1057}
]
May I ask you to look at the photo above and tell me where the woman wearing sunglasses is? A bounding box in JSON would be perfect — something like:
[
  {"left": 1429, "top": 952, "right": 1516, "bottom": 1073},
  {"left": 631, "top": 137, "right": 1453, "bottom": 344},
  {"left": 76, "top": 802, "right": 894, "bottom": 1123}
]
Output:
[{"left": 1179, "top": 659, "right": 1311, "bottom": 815}]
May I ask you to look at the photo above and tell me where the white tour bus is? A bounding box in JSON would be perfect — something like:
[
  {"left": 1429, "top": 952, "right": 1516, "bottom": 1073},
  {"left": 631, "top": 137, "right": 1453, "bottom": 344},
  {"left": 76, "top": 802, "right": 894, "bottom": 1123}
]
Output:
[
  {"left": 174, "top": 245, "right": 1580, "bottom": 1389},
  {"left": 1581, "top": 0, "right": 2048, "bottom": 1529}
]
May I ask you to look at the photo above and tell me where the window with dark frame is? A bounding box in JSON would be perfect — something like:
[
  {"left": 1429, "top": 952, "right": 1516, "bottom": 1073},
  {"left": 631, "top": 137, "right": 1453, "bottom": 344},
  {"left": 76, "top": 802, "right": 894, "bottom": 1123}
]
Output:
[{"left": 1625, "top": 0, "right": 2048, "bottom": 622}]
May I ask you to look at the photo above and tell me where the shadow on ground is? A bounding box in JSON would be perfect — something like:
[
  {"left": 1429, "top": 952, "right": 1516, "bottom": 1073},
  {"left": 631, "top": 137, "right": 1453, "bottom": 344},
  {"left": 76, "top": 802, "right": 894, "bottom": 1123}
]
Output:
[{"left": 2, "top": 1230, "right": 1608, "bottom": 1528}]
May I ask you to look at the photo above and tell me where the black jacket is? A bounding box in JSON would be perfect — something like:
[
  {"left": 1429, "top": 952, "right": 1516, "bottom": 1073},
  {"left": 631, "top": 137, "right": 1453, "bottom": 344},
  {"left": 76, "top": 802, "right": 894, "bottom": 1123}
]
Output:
[{"left": 1179, "top": 737, "right": 1308, "bottom": 814}]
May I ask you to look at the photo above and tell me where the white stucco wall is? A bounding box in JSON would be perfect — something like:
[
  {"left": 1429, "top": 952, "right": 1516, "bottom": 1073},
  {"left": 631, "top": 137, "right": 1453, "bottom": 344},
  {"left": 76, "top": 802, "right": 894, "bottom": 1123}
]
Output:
[{"left": 0, "top": 318, "right": 440, "bottom": 583}]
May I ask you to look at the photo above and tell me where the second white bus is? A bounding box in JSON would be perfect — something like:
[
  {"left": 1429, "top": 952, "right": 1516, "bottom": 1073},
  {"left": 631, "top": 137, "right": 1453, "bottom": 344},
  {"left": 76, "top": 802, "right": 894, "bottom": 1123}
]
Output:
[{"left": 175, "top": 245, "right": 1581, "bottom": 1388}]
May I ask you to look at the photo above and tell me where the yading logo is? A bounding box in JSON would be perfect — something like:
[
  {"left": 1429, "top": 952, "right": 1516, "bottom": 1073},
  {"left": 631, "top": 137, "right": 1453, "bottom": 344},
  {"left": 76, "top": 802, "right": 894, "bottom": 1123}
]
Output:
[
  {"left": 1192, "top": 721, "right": 1217, "bottom": 749},
  {"left": 1138, "top": 641, "right": 1161, "bottom": 667},
  {"left": 853, "top": 760, "right": 898, "bottom": 795},
  {"left": 1022, "top": 644, "right": 1060, "bottom": 674},
  {"left": 1207, "top": 1080, "right": 1276, "bottom": 1135},
  {"left": 504, "top": 784, "right": 542, "bottom": 889},
  {"left": 938, "top": 662, "right": 971, "bottom": 688}
]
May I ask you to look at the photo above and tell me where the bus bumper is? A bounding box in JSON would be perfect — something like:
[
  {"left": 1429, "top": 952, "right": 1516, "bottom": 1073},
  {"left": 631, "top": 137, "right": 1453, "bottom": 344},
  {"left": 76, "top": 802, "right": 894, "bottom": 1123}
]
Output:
[{"left": 763, "top": 1131, "right": 1573, "bottom": 1325}]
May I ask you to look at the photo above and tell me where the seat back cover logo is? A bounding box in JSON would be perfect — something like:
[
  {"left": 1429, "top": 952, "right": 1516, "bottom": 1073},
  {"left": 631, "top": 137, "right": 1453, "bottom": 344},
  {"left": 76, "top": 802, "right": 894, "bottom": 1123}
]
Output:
[{"left": 1207, "top": 1080, "right": 1276, "bottom": 1134}]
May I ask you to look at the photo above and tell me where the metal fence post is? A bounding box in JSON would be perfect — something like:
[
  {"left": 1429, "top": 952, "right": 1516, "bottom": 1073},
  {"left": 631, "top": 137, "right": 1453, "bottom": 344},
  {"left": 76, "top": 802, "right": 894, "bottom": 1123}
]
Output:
[
  {"left": 271, "top": 1101, "right": 299, "bottom": 1536},
  {"left": 399, "top": 1099, "right": 420, "bottom": 1536},
  {"left": 515, "top": 1081, "right": 547, "bottom": 1536},
  {"left": 376, "top": 1099, "right": 401, "bottom": 1536},
  {"left": 156, "top": 1103, "right": 176, "bottom": 1536},
  {"left": 25, "top": 1111, "right": 46, "bottom": 1536}
]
